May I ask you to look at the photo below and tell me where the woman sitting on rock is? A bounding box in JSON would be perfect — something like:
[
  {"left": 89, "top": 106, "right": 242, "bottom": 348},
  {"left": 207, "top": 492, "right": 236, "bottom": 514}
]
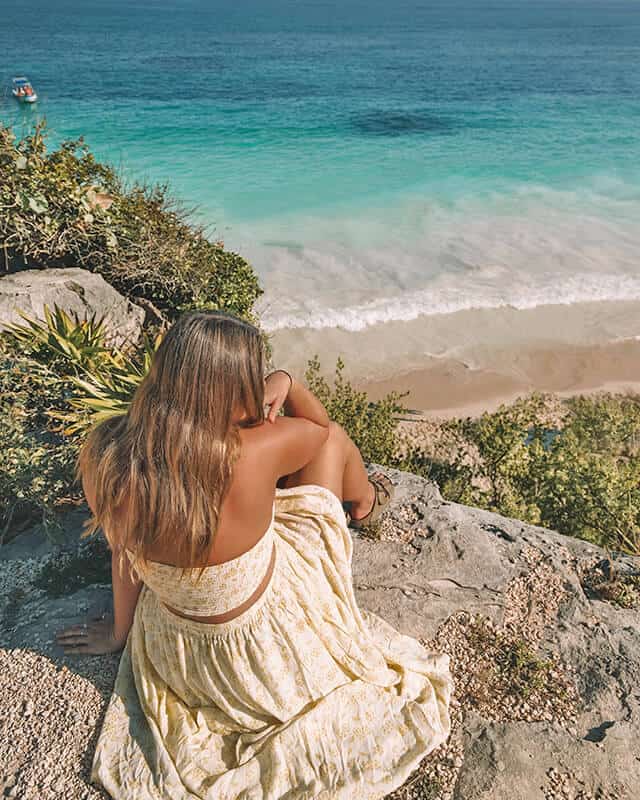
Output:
[{"left": 57, "top": 311, "right": 452, "bottom": 800}]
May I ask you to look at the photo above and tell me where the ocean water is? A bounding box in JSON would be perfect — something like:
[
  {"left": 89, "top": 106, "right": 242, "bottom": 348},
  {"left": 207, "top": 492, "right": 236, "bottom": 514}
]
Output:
[{"left": 2, "top": 0, "right": 640, "bottom": 376}]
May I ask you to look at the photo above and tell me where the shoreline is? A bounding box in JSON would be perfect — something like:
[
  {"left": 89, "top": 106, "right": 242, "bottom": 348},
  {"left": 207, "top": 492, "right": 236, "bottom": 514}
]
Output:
[
  {"left": 359, "top": 337, "right": 640, "bottom": 419},
  {"left": 268, "top": 299, "right": 640, "bottom": 420}
]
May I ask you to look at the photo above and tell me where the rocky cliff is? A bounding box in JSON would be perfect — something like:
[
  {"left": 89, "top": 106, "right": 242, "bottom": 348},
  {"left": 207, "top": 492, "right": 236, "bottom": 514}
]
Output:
[{"left": 0, "top": 469, "right": 638, "bottom": 800}]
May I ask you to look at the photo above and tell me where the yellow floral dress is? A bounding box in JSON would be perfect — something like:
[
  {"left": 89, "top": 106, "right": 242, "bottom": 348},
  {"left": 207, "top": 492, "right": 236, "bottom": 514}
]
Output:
[{"left": 92, "top": 485, "right": 453, "bottom": 799}]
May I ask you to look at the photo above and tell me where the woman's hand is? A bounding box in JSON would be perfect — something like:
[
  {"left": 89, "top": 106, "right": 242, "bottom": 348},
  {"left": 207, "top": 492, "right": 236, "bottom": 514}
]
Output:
[
  {"left": 56, "top": 616, "right": 126, "bottom": 656},
  {"left": 264, "top": 370, "right": 293, "bottom": 423}
]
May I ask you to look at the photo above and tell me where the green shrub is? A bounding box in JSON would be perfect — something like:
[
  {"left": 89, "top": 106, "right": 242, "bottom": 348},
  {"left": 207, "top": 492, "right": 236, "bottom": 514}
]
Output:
[
  {"left": 0, "top": 123, "right": 261, "bottom": 320},
  {"left": 0, "top": 304, "right": 159, "bottom": 536},
  {"left": 304, "top": 356, "right": 408, "bottom": 466},
  {"left": 0, "top": 339, "right": 80, "bottom": 540},
  {"left": 402, "top": 393, "right": 640, "bottom": 556},
  {"left": 536, "top": 394, "right": 640, "bottom": 555}
]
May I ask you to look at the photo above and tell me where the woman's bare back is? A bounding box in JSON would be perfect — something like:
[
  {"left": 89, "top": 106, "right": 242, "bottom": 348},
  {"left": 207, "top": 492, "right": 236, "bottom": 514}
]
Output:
[
  {"left": 143, "top": 415, "right": 328, "bottom": 568},
  {"left": 139, "top": 416, "right": 328, "bottom": 623}
]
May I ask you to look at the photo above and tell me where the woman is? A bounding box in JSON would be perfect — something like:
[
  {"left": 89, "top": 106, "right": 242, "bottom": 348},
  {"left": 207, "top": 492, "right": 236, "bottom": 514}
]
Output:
[{"left": 57, "top": 311, "right": 452, "bottom": 799}]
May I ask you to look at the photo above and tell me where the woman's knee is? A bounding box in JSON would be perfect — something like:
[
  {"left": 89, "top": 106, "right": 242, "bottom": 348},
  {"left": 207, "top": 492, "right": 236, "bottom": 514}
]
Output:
[
  {"left": 282, "top": 420, "right": 347, "bottom": 497},
  {"left": 325, "top": 421, "right": 350, "bottom": 453},
  {"left": 299, "top": 421, "right": 348, "bottom": 470}
]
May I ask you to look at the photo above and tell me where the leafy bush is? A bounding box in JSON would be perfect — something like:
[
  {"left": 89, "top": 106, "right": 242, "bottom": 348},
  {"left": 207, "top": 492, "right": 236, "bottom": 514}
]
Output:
[
  {"left": 0, "top": 304, "right": 158, "bottom": 537},
  {"left": 401, "top": 393, "right": 640, "bottom": 556},
  {"left": 0, "top": 123, "right": 261, "bottom": 320},
  {"left": 0, "top": 339, "right": 80, "bottom": 540},
  {"left": 304, "top": 356, "right": 408, "bottom": 465}
]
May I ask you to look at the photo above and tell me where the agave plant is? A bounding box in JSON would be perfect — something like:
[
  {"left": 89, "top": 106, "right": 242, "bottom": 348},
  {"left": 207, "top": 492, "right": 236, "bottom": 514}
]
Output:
[
  {"left": 68, "top": 333, "right": 160, "bottom": 431},
  {"left": 7, "top": 304, "right": 161, "bottom": 432},
  {"left": 8, "top": 304, "right": 112, "bottom": 375}
]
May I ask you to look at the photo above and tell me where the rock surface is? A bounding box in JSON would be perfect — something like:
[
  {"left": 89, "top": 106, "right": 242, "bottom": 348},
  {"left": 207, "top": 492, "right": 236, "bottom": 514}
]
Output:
[
  {"left": 1, "top": 468, "right": 638, "bottom": 800},
  {"left": 0, "top": 267, "right": 144, "bottom": 346}
]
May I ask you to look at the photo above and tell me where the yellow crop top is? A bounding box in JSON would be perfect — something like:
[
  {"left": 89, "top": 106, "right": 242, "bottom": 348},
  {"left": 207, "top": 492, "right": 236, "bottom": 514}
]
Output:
[{"left": 128, "top": 510, "right": 275, "bottom": 616}]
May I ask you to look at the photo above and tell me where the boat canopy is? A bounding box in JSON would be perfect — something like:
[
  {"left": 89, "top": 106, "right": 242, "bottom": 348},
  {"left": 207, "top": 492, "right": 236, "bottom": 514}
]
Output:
[{"left": 13, "top": 77, "right": 32, "bottom": 86}]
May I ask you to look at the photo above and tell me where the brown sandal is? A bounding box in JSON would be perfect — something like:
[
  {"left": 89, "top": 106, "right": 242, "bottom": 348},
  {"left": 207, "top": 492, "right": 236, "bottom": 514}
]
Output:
[{"left": 349, "top": 472, "right": 394, "bottom": 530}]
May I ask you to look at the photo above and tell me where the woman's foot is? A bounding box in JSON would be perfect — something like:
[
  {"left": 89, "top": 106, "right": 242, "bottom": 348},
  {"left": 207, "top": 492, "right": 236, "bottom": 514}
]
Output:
[
  {"left": 350, "top": 480, "right": 376, "bottom": 521},
  {"left": 349, "top": 472, "right": 394, "bottom": 530}
]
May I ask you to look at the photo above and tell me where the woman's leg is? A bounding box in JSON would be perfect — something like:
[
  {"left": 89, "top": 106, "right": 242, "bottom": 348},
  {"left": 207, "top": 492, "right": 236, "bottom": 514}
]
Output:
[{"left": 282, "top": 422, "right": 375, "bottom": 518}]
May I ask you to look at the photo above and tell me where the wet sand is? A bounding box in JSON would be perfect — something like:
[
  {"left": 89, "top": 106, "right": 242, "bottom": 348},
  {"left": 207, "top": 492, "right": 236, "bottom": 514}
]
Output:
[{"left": 360, "top": 338, "right": 640, "bottom": 419}]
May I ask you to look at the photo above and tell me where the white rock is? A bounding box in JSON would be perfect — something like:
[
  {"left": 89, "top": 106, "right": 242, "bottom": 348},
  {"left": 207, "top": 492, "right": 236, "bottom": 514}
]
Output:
[{"left": 0, "top": 268, "right": 144, "bottom": 347}]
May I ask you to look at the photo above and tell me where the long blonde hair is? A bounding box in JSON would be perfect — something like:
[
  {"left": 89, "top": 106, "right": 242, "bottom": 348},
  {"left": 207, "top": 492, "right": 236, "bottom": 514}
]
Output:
[{"left": 79, "top": 311, "right": 265, "bottom": 575}]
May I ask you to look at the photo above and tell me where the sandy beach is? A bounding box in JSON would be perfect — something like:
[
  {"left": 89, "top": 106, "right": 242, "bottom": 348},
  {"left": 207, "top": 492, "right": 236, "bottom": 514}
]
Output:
[
  {"left": 361, "top": 337, "right": 640, "bottom": 418},
  {"left": 268, "top": 299, "right": 640, "bottom": 418}
]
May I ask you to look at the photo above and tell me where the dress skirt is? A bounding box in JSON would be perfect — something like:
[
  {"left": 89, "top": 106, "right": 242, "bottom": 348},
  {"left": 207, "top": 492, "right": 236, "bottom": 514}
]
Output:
[{"left": 92, "top": 484, "right": 453, "bottom": 799}]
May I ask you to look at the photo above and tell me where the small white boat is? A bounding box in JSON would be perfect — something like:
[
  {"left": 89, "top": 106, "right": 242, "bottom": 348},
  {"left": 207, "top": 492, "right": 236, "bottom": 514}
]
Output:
[{"left": 12, "top": 77, "right": 38, "bottom": 104}]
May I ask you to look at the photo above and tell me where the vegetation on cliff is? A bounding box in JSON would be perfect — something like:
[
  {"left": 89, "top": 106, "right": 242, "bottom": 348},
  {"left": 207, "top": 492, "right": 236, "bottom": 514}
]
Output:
[
  {"left": 0, "top": 123, "right": 260, "bottom": 320},
  {"left": 0, "top": 122, "right": 259, "bottom": 537},
  {"left": 399, "top": 393, "right": 640, "bottom": 556},
  {"left": 0, "top": 334, "right": 79, "bottom": 540}
]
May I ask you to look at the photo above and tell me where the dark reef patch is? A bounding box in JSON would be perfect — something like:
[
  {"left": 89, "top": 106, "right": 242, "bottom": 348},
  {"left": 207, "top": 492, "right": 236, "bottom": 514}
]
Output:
[{"left": 351, "top": 110, "right": 457, "bottom": 137}]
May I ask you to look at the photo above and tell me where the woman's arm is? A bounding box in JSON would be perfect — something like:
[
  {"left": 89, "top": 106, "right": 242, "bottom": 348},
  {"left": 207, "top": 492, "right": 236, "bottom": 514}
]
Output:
[
  {"left": 56, "top": 474, "right": 142, "bottom": 656},
  {"left": 110, "top": 548, "right": 143, "bottom": 646},
  {"left": 265, "top": 370, "right": 330, "bottom": 428},
  {"left": 86, "top": 471, "right": 143, "bottom": 647},
  {"left": 260, "top": 370, "right": 330, "bottom": 479},
  {"left": 283, "top": 375, "right": 330, "bottom": 428}
]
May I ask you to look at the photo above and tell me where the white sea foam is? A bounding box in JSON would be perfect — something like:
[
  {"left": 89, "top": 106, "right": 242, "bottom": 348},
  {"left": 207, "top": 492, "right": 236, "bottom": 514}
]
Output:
[
  {"left": 259, "top": 272, "right": 640, "bottom": 332},
  {"left": 234, "top": 177, "right": 640, "bottom": 337}
]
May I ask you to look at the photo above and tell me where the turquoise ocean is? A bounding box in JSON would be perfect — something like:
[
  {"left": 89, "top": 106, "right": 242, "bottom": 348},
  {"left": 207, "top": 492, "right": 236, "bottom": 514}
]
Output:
[{"left": 3, "top": 0, "right": 640, "bottom": 380}]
